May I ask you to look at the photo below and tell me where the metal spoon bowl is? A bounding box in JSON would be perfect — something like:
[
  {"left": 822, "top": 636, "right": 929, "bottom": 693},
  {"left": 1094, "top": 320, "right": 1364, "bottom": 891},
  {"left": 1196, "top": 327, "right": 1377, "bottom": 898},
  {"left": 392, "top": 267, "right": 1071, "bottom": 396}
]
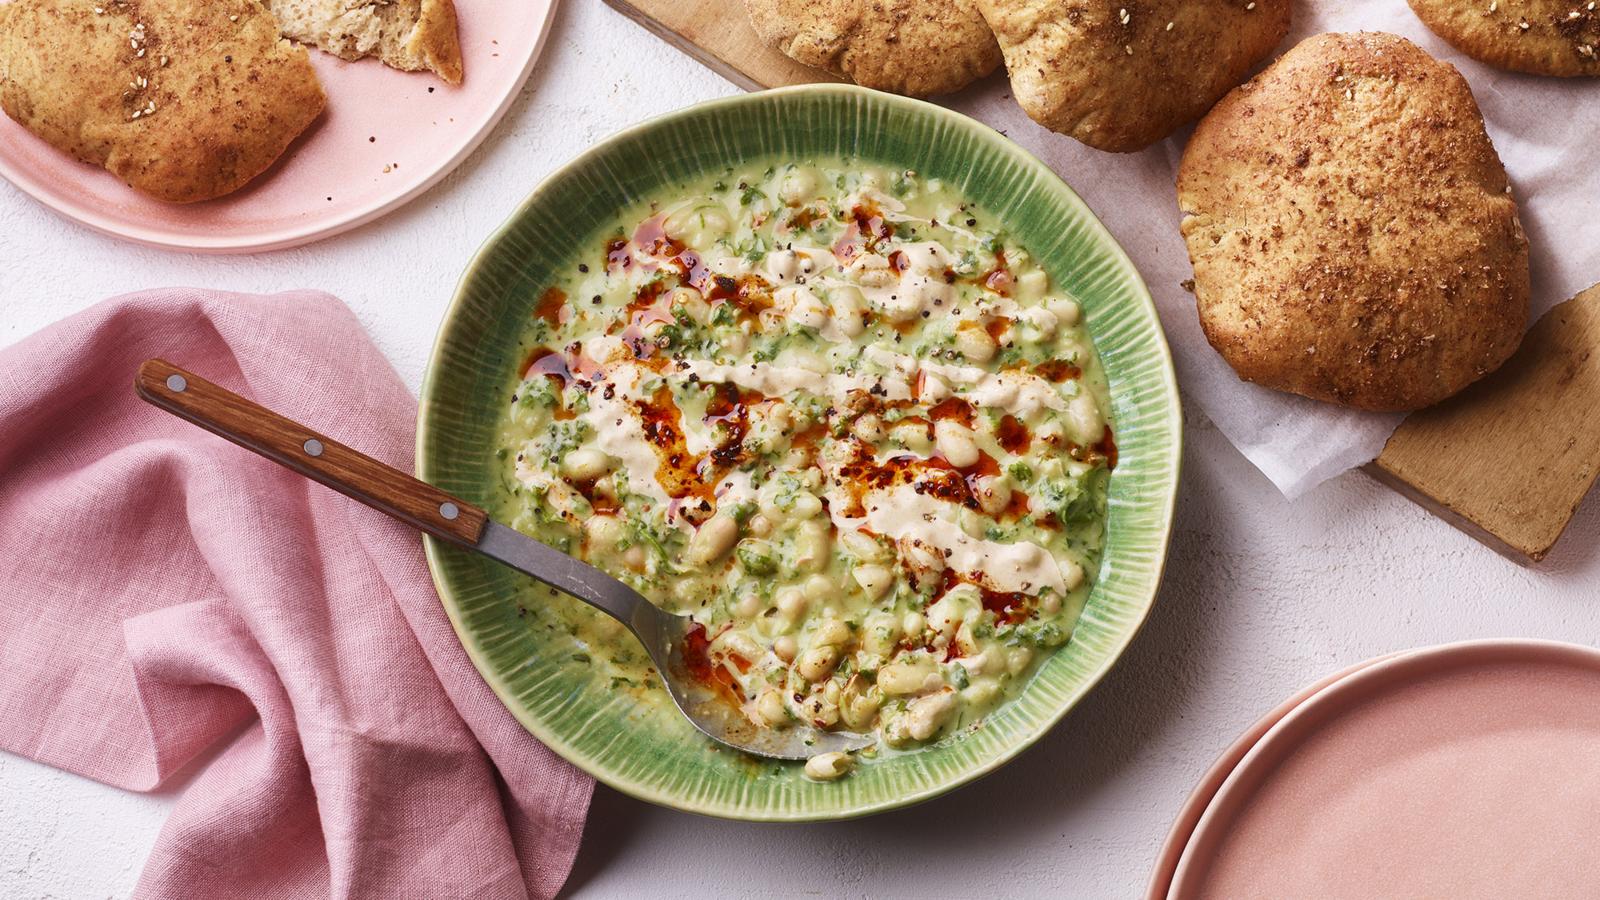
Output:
[{"left": 136, "top": 359, "right": 871, "bottom": 761}]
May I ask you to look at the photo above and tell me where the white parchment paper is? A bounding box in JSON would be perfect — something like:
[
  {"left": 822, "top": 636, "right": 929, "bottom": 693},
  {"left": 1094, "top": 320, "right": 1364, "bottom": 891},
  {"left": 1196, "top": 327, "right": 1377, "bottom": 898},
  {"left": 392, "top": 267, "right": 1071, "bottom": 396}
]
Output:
[{"left": 944, "top": 0, "right": 1600, "bottom": 498}]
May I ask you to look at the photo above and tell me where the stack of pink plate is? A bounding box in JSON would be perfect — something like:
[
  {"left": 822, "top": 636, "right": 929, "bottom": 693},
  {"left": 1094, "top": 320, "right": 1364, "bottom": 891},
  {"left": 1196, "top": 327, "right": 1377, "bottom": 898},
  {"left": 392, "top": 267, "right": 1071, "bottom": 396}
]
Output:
[{"left": 1148, "top": 640, "right": 1600, "bottom": 899}]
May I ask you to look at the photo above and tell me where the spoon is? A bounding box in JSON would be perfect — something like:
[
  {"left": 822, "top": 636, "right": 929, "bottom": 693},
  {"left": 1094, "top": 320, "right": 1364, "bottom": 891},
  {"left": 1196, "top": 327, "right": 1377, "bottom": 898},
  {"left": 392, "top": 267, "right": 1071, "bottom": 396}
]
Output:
[{"left": 135, "top": 359, "right": 873, "bottom": 761}]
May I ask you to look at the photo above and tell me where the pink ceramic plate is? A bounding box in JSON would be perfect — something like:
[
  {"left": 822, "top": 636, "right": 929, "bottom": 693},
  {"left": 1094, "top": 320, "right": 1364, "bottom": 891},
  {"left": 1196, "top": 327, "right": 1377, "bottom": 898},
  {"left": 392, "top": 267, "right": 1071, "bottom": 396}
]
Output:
[
  {"left": 1143, "top": 652, "right": 1403, "bottom": 900},
  {"left": 1169, "top": 640, "right": 1600, "bottom": 900},
  {"left": 0, "top": 0, "right": 557, "bottom": 253}
]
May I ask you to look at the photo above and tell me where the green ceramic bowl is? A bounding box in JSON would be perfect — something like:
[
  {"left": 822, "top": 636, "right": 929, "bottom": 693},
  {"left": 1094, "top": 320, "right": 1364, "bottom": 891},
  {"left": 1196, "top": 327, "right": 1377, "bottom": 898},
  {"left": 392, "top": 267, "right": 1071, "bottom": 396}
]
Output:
[{"left": 418, "top": 85, "right": 1182, "bottom": 821}]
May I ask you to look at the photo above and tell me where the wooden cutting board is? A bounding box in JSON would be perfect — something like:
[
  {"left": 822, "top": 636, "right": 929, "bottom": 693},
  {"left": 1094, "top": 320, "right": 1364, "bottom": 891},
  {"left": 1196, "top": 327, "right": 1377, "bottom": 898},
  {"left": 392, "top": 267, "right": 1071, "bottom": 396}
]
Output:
[
  {"left": 1371, "top": 284, "right": 1600, "bottom": 562},
  {"left": 607, "top": 0, "right": 1600, "bottom": 563}
]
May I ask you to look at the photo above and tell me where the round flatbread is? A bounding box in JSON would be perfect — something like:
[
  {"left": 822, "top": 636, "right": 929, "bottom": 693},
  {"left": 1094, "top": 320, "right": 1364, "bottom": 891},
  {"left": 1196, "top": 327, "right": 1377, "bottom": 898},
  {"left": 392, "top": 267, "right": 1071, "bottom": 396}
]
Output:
[
  {"left": 743, "top": 0, "right": 1001, "bottom": 97},
  {"left": 1409, "top": 0, "right": 1600, "bottom": 77},
  {"left": 977, "top": 0, "right": 1291, "bottom": 152},
  {"left": 0, "top": 0, "right": 325, "bottom": 203},
  {"left": 1177, "top": 32, "right": 1530, "bottom": 412}
]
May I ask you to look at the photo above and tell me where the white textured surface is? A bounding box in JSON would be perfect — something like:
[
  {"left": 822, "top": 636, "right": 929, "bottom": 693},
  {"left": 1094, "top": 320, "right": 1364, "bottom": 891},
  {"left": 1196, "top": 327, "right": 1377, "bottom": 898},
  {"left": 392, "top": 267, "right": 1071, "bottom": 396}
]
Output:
[{"left": 3, "top": 2, "right": 1599, "bottom": 897}]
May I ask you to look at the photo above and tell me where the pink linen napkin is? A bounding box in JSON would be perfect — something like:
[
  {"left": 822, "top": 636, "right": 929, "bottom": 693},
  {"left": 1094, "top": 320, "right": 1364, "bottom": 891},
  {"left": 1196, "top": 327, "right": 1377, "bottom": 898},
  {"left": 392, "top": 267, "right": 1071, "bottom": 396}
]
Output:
[{"left": 0, "top": 289, "right": 592, "bottom": 898}]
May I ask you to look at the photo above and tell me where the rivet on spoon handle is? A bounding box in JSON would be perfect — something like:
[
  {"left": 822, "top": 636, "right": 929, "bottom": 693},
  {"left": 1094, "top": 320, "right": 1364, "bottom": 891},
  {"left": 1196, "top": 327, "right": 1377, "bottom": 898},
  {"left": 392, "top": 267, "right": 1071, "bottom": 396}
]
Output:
[{"left": 133, "top": 358, "right": 487, "bottom": 545}]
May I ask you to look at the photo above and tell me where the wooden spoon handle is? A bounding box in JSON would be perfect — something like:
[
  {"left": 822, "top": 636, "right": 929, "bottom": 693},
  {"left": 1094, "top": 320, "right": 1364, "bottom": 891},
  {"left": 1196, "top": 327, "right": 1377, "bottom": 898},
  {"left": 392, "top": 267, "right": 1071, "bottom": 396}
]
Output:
[{"left": 135, "top": 358, "right": 487, "bottom": 546}]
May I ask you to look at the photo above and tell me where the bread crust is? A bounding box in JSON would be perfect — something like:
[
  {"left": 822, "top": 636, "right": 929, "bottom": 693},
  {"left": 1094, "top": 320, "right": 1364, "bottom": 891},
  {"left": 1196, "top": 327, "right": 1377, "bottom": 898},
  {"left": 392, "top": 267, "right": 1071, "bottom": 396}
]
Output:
[
  {"left": 1177, "top": 32, "right": 1530, "bottom": 412},
  {"left": 408, "top": 0, "right": 462, "bottom": 85},
  {"left": 977, "top": 0, "right": 1290, "bottom": 152},
  {"left": 742, "top": 0, "right": 1001, "bottom": 97},
  {"left": 1409, "top": 0, "right": 1600, "bottom": 76},
  {"left": 0, "top": 0, "right": 325, "bottom": 203}
]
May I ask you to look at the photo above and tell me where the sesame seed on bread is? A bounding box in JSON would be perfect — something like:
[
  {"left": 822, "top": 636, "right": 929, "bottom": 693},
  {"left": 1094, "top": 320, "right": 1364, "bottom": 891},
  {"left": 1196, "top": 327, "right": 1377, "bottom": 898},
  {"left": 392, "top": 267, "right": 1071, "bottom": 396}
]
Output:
[{"left": 1409, "top": 0, "right": 1600, "bottom": 77}]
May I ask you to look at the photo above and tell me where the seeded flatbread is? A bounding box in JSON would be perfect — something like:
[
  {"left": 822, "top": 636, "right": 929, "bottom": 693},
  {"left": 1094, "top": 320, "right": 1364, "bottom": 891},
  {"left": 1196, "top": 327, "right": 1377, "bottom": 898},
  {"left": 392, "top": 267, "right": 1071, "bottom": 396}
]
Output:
[
  {"left": 742, "top": 0, "right": 1002, "bottom": 97},
  {"left": 1177, "top": 32, "right": 1530, "bottom": 412},
  {"left": 1409, "top": 0, "right": 1600, "bottom": 76},
  {"left": 0, "top": 0, "right": 325, "bottom": 203},
  {"left": 977, "top": 0, "right": 1290, "bottom": 152}
]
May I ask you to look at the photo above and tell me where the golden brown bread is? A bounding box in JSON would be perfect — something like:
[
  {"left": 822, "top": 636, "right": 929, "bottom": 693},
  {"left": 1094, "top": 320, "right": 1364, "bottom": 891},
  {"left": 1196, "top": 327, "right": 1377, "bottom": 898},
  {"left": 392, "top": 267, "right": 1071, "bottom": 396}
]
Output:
[
  {"left": 977, "top": 0, "right": 1290, "bottom": 152},
  {"left": 1409, "top": 0, "right": 1600, "bottom": 76},
  {"left": 742, "top": 0, "right": 1002, "bottom": 97},
  {"left": 266, "top": 0, "right": 463, "bottom": 85},
  {"left": 0, "top": 0, "right": 325, "bottom": 204},
  {"left": 1177, "top": 32, "right": 1530, "bottom": 412}
]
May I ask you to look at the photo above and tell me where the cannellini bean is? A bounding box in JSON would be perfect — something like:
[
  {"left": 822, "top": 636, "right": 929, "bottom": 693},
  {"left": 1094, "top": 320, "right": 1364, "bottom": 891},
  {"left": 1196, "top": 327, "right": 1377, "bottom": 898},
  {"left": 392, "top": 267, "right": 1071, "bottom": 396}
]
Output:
[
  {"left": 852, "top": 413, "right": 885, "bottom": 443},
  {"left": 779, "top": 170, "right": 817, "bottom": 204},
  {"left": 804, "top": 751, "right": 854, "bottom": 781},
  {"left": 666, "top": 286, "right": 709, "bottom": 323},
  {"left": 906, "top": 690, "right": 956, "bottom": 741},
  {"left": 840, "top": 528, "right": 889, "bottom": 562},
  {"left": 622, "top": 545, "right": 647, "bottom": 573},
  {"left": 926, "top": 595, "right": 965, "bottom": 643},
  {"left": 1048, "top": 298, "right": 1082, "bottom": 327},
  {"left": 561, "top": 447, "right": 611, "bottom": 481},
  {"left": 861, "top": 614, "right": 900, "bottom": 657},
  {"left": 1040, "top": 591, "right": 1063, "bottom": 614},
  {"left": 796, "top": 645, "right": 840, "bottom": 681},
  {"left": 948, "top": 618, "right": 975, "bottom": 656},
  {"left": 852, "top": 564, "right": 894, "bottom": 599},
  {"left": 954, "top": 325, "right": 998, "bottom": 363},
  {"left": 747, "top": 514, "right": 774, "bottom": 537},
  {"left": 962, "top": 682, "right": 1001, "bottom": 708},
  {"left": 735, "top": 593, "right": 762, "bottom": 618},
  {"left": 686, "top": 513, "right": 740, "bottom": 565},
  {"left": 1014, "top": 269, "right": 1049, "bottom": 300},
  {"left": 796, "top": 691, "right": 840, "bottom": 728},
  {"left": 840, "top": 676, "right": 881, "bottom": 730},
  {"left": 919, "top": 373, "right": 952, "bottom": 402},
  {"left": 803, "top": 573, "right": 834, "bottom": 601},
  {"left": 812, "top": 619, "right": 851, "bottom": 648},
  {"left": 1019, "top": 306, "right": 1059, "bottom": 338},
  {"left": 754, "top": 689, "right": 789, "bottom": 727},
  {"left": 902, "top": 611, "right": 926, "bottom": 636},
  {"left": 773, "top": 635, "right": 798, "bottom": 663},
  {"left": 892, "top": 420, "right": 934, "bottom": 454},
  {"left": 1066, "top": 393, "right": 1104, "bottom": 444},
  {"left": 848, "top": 253, "right": 895, "bottom": 289},
  {"left": 714, "top": 630, "right": 763, "bottom": 662},
  {"left": 880, "top": 289, "right": 926, "bottom": 323},
  {"left": 1006, "top": 646, "right": 1034, "bottom": 676},
  {"left": 934, "top": 420, "right": 980, "bottom": 468},
  {"left": 790, "top": 491, "right": 822, "bottom": 519},
  {"left": 831, "top": 287, "right": 867, "bottom": 337},
  {"left": 974, "top": 474, "right": 1012, "bottom": 517},
  {"left": 783, "top": 287, "right": 830, "bottom": 331},
  {"left": 766, "top": 249, "right": 800, "bottom": 281},
  {"left": 776, "top": 587, "right": 809, "bottom": 620},
  {"left": 898, "top": 537, "right": 947, "bottom": 588},
  {"left": 793, "top": 519, "right": 831, "bottom": 573},
  {"left": 583, "top": 515, "right": 624, "bottom": 550},
  {"left": 1060, "top": 558, "right": 1086, "bottom": 592},
  {"left": 878, "top": 656, "right": 940, "bottom": 696}
]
